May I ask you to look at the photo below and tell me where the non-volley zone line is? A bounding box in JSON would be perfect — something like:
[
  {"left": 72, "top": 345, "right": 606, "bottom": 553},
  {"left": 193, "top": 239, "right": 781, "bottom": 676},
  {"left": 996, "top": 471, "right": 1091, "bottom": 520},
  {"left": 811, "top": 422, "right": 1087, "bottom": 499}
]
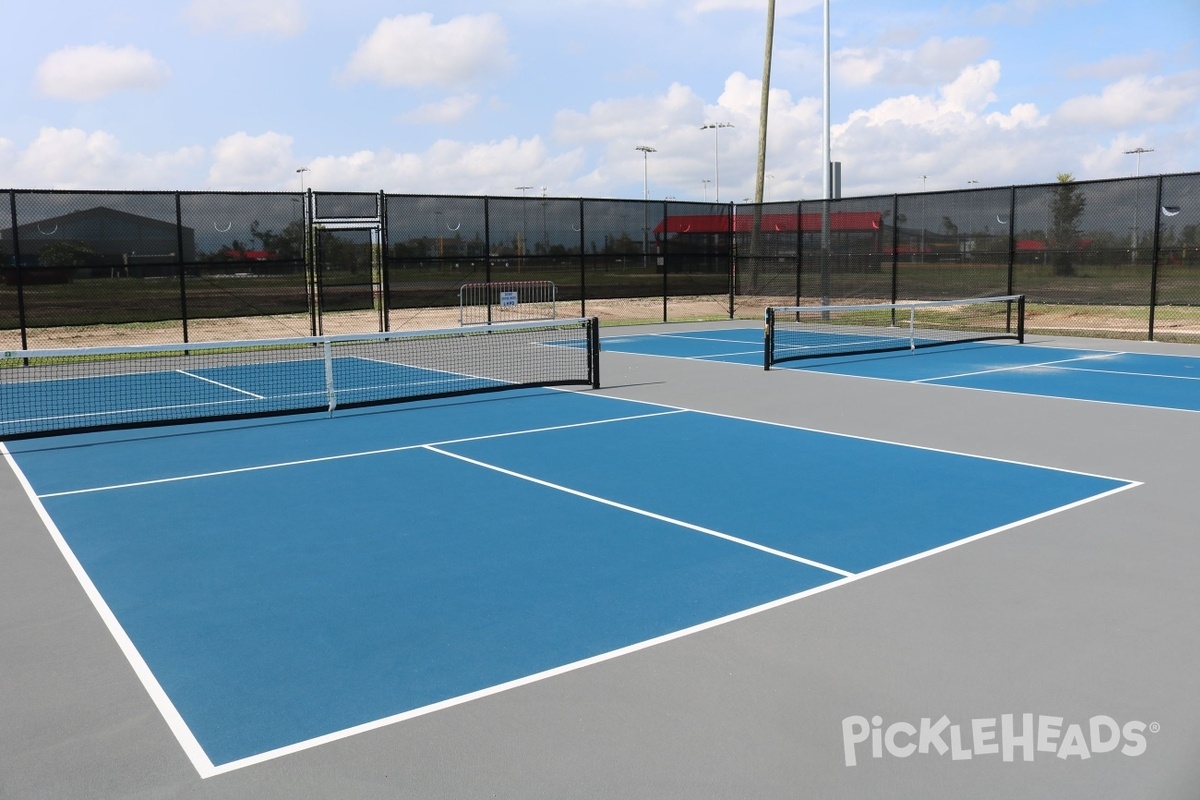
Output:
[
  {"left": 35, "top": 409, "right": 690, "bottom": 499},
  {"left": 913, "top": 351, "right": 1123, "bottom": 384}
]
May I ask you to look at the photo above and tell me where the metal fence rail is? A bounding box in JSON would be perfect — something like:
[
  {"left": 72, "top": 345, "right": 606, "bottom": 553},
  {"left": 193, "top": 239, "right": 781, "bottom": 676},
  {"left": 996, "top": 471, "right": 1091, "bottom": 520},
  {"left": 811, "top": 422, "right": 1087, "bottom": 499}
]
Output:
[
  {"left": 2, "top": 172, "right": 1197, "bottom": 349},
  {"left": 458, "top": 280, "right": 558, "bottom": 325}
]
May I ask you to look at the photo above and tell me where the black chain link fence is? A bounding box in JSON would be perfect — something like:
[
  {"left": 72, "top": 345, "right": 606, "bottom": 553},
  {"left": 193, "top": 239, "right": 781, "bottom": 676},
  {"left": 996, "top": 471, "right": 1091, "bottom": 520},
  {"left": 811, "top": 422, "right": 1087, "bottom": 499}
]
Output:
[{"left": 3, "top": 172, "right": 1197, "bottom": 348}]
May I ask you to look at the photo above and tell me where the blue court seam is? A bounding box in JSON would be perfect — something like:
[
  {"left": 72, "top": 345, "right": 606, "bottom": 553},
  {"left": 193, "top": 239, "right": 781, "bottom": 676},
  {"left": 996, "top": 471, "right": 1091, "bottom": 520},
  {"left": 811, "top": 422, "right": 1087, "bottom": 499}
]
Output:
[
  {"left": 424, "top": 444, "right": 856, "bottom": 578},
  {"left": 913, "top": 352, "right": 1121, "bottom": 383},
  {"left": 35, "top": 410, "right": 688, "bottom": 498}
]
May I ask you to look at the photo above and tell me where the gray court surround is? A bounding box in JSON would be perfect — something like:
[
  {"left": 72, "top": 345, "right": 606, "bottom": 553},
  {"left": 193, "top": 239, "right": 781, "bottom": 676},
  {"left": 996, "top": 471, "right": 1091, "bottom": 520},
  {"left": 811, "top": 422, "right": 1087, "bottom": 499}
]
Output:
[{"left": 2, "top": 324, "right": 1198, "bottom": 799}]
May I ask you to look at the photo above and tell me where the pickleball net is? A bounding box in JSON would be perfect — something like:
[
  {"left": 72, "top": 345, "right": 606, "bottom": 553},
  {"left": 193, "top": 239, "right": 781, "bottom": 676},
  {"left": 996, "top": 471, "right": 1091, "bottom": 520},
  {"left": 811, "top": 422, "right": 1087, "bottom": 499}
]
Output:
[
  {"left": 764, "top": 295, "right": 1025, "bottom": 369},
  {"left": 0, "top": 317, "right": 600, "bottom": 439}
]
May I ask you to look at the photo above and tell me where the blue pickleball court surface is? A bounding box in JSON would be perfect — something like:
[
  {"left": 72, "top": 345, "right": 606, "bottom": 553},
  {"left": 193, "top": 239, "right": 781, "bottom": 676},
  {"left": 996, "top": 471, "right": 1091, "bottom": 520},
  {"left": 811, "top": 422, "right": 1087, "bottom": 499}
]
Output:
[
  {"left": 600, "top": 327, "right": 1200, "bottom": 412},
  {"left": 3, "top": 386, "right": 1133, "bottom": 773}
]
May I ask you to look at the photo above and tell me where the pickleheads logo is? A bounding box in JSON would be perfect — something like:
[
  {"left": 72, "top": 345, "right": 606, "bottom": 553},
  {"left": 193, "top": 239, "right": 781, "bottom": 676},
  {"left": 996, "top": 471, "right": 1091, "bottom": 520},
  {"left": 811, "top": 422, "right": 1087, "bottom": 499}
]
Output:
[{"left": 842, "top": 714, "right": 1158, "bottom": 767}]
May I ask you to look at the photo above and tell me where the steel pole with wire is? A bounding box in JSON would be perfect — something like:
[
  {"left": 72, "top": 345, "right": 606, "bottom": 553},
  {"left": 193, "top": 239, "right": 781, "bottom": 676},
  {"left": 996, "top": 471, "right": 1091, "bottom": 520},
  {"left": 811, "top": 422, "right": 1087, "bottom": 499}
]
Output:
[
  {"left": 701, "top": 123, "right": 732, "bottom": 202},
  {"left": 636, "top": 146, "right": 656, "bottom": 271},
  {"left": 819, "top": 0, "right": 832, "bottom": 307}
]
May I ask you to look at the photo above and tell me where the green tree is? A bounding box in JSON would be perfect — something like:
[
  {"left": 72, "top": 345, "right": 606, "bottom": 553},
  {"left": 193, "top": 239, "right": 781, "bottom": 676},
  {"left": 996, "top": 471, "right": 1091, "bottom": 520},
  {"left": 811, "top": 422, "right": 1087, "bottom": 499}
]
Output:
[
  {"left": 36, "top": 241, "right": 100, "bottom": 268},
  {"left": 1049, "top": 173, "right": 1086, "bottom": 276},
  {"left": 249, "top": 219, "right": 305, "bottom": 260}
]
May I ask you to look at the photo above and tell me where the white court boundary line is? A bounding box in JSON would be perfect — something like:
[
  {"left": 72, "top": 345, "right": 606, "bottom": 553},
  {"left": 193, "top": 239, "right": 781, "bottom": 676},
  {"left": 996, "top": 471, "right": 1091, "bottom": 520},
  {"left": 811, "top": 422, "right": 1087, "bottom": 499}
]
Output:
[
  {"left": 1, "top": 385, "right": 1144, "bottom": 778},
  {"left": 193, "top": 470, "right": 1137, "bottom": 776},
  {"left": 1, "top": 443, "right": 218, "bottom": 777}
]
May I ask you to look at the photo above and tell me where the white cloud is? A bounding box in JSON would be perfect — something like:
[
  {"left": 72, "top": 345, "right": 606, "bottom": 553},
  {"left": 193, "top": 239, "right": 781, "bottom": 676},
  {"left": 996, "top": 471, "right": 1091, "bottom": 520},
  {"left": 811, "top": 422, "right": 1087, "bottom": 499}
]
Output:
[
  {"left": 1055, "top": 71, "right": 1200, "bottom": 128},
  {"left": 839, "top": 60, "right": 1016, "bottom": 130},
  {"left": 183, "top": 0, "right": 307, "bottom": 36},
  {"left": 208, "top": 131, "right": 296, "bottom": 189},
  {"left": 301, "top": 137, "right": 585, "bottom": 195},
  {"left": 828, "top": 61, "right": 1059, "bottom": 195},
  {"left": 341, "top": 13, "right": 514, "bottom": 90},
  {"left": 1065, "top": 52, "right": 1161, "bottom": 81},
  {"left": 399, "top": 95, "right": 482, "bottom": 125},
  {"left": 939, "top": 60, "right": 1001, "bottom": 112},
  {"left": 36, "top": 45, "right": 170, "bottom": 102},
  {"left": 5, "top": 127, "right": 203, "bottom": 189},
  {"left": 837, "top": 37, "right": 991, "bottom": 87},
  {"left": 973, "top": 0, "right": 1044, "bottom": 24},
  {"left": 690, "top": 0, "right": 820, "bottom": 13},
  {"left": 555, "top": 83, "right": 708, "bottom": 144},
  {"left": 985, "top": 102, "right": 1044, "bottom": 130},
  {"left": 554, "top": 73, "right": 830, "bottom": 202}
]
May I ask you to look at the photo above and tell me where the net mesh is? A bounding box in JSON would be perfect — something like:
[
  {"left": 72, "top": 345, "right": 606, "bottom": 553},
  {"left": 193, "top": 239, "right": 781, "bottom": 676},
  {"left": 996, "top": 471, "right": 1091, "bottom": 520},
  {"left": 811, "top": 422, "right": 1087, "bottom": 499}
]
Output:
[
  {"left": 765, "top": 295, "right": 1024, "bottom": 367},
  {"left": 0, "top": 318, "right": 599, "bottom": 439}
]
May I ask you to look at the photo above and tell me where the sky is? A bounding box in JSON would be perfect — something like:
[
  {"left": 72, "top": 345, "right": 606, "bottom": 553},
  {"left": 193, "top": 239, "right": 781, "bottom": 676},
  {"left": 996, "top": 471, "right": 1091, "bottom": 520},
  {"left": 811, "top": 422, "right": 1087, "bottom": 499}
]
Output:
[{"left": 1, "top": 0, "right": 1197, "bottom": 202}]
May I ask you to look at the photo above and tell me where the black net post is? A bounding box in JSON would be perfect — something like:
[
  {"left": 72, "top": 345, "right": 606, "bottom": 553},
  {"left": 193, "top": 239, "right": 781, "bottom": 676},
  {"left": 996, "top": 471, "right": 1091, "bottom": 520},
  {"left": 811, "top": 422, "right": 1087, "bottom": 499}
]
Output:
[
  {"left": 589, "top": 316, "right": 601, "bottom": 388},
  {"left": 764, "top": 307, "right": 774, "bottom": 370}
]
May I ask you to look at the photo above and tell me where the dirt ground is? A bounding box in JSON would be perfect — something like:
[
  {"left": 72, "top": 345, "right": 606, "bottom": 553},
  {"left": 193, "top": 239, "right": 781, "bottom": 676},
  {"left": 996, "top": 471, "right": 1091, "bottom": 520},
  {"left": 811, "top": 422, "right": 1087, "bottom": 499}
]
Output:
[{"left": 3, "top": 296, "right": 1198, "bottom": 351}]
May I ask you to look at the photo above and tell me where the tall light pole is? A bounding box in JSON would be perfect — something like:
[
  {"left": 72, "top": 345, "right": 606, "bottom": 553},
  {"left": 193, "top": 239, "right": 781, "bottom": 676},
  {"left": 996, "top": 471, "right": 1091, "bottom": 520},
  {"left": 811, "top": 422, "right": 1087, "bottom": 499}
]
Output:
[
  {"left": 700, "top": 179, "right": 711, "bottom": 201},
  {"left": 540, "top": 186, "right": 549, "bottom": 252},
  {"left": 701, "top": 122, "right": 732, "bottom": 201},
  {"left": 296, "top": 167, "right": 310, "bottom": 193},
  {"left": 817, "top": 0, "right": 832, "bottom": 307},
  {"left": 635, "top": 145, "right": 656, "bottom": 200},
  {"left": 1125, "top": 146, "right": 1154, "bottom": 177},
  {"left": 1125, "top": 147, "right": 1154, "bottom": 264},
  {"left": 636, "top": 146, "right": 656, "bottom": 270},
  {"left": 822, "top": 0, "right": 831, "bottom": 202}
]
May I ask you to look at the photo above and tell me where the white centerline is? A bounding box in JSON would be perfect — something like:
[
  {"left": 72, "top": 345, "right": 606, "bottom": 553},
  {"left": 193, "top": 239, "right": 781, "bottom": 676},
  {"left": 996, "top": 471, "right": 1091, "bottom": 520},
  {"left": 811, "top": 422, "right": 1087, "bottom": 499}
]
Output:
[
  {"left": 176, "top": 370, "right": 265, "bottom": 399},
  {"left": 424, "top": 444, "right": 855, "bottom": 579}
]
